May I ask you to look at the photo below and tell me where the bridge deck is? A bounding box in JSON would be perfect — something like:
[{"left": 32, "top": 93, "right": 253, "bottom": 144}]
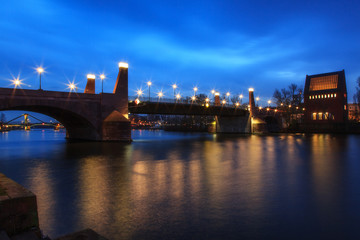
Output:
[{"left": 129, "top": 102, "right": 248, "bottom": 116}]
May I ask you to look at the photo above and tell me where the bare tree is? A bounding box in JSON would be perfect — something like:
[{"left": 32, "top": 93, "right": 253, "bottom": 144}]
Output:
[{"left": 273, "top": 88, "right": 290, "bottom": 106}]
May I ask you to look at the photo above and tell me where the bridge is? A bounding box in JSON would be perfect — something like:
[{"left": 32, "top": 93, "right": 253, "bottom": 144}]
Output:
[{"left": 0, "top": 64, "right": 252, "bottom": 141}]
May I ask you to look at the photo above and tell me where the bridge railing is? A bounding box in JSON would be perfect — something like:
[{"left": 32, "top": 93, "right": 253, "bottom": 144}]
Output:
[{"left": 129, "top": 95, "right": 248, "bottom": 109}]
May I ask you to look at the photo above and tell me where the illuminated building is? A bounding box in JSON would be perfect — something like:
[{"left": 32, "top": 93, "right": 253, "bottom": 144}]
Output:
[{"left": 304, "top": 70, "right": 348, "bottom": 124}]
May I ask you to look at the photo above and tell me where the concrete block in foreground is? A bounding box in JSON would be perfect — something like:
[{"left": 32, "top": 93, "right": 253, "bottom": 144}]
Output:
[{"left": 0, "top": 173, "right": 40, "bottom": 237}]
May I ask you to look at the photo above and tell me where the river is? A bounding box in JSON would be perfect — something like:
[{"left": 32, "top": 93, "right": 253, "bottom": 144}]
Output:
[{"left": 1, "top": 130, "right": 360, "bottom": 239}]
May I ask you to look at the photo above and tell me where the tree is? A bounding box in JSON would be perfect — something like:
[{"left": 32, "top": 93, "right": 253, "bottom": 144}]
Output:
[
  {"left": 354, "top": 77, "right": 360, "bottom": 104},
  {"left": 273, "top": 84, "right": 303, "bottom": 107},
  {"left": 273, "top": 88, "right": 290, "bottom": 106},
  {"left": 352, "top": 77, "right": 360, "bottom": 121}
]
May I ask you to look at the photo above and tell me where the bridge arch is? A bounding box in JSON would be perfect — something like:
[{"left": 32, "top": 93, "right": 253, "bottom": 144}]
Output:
[{"left": 0, "top": 105, "right": 101, "bottom": 140}]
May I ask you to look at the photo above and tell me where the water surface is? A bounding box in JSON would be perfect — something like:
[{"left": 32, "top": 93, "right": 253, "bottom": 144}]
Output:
[{"left": 1, "top": 130, "right": 360, "bottom": 239}]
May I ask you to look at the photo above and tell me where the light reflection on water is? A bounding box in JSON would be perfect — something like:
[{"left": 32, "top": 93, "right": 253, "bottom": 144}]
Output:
[{"left": 1, "top": 130, "right": 360, "bottom": 239}]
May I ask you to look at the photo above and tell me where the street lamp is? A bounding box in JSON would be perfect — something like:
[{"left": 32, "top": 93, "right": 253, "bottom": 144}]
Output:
[
  {"left": 268, "top": 100, "right": 271, "bottom": 107},
  {"left": 147, "top": 81, "right": 152, "bottom": 101},
  {"left": 191, "top": 95, "right": 196, "bottom": 102},
  {"left": 222, "top": 99, "right": 226, "bottom": 105},
  {"left": 137, "top": 89, "right": 143, "bottom": 100},
  {"left": 226, "top": 92, "right": 230, "bottom": 105},
  {"left": 176, "top": 93, "right": 181, "bottom": 102},
  {"left": 157, "top": 91, "right": 164, "bottom": 102},
  {"left": 211, "top": 89, "right": 215, "bottom": 95},
  {"left": 100, "top": 74, "right": 105, "bottom": 93},
  {"left": 172, "top": 84, "right": 177, "bottom": 100},
  {"left": 12, "top": 78, "right": 22, "bottom": 88},
  {"left": 36, "top": 67, "right": 44, "bottom": 90},
  {"left": 193, "top": 87, "right": 198, "bottom": 96},
  {"left": 256, "top": 97, "right": 260, "bottom": 107},
  {"left": 239, "top": 94, "right": 243, "bottom": 105},
  {"left": 69, "top": 83, "right": 76, "bottom": 92}
]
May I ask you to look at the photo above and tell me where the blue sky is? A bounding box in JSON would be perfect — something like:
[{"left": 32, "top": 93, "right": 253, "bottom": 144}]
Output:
[{"left": 1, "top": 0, "right": 359, "bottom": 109}]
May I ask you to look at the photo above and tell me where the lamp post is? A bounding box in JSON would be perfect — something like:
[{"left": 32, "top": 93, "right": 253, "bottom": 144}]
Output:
[
  {"left": 157, "top": 91, "right": 163, "bottom": 102},
  {"left": 147, "top": 81, "right": 152, "bottom": 101},
  {"left": 172, "top": 84, "right": 177, "bottom": 100},
  {"left": 100, "top": 74, "right": 105, "bottom": 93},
  {"left": 137, "top": 89, "right": 143, "bottom": 100},
  {"left": 239, "top": 94, "right": 243, "bottom": 105},
  {"left": 12, "top": 78, "right": 21, "bottom": 88},
  {"left": 226, "top": 92, "right": 230, "bottom": 105},
  {"left": 176, "top": 93, "right": 181, "bottom": 102},
  {"left": 193, "top": 87, "right": 198, "bottom": 96},
  {"left": 36, "top": 67, "right": 44, "bottom": 90},
  {"left": 256, "top": 97, "right": 260, "bottom": 107},
  {"left": 69, "top": 83, "right": 76, "bottom": 92},
  {"left": 268, "top": 100, "right": 271, "bottom": 107}
]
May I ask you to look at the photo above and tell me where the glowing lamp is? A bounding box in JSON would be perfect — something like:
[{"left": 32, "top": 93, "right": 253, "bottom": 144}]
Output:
[
  {"left": 14, "top": 79, "right": 21, "bottom": 87},
  {"left": 176, "top": 94, "right": 181, "bottom": 99},
  {"left": 118, "top": 62, "right": 129, "bottom": 68},
  {"left": 205, "top": 98, "right": 210, "bottom": 102},
  {"left": 172, "top": 84, "right": 177, "bottom": 89},
  {"left": 239, "top": 94, "right": 243, "bottom": 99},
  {"left": 87, "top": 74, "right": 96, "bottom": 79},
  {"left": 191, "top": 96, "right": 196, "bottom": 101},
  {"left": 100, "top": 74, "right": 105, "bottom": 80},
  {"left": 37, "top": 67, "right": 44, "bottom": 73},
  {"left": 222, "top": 100, "right": 226, "bottom": 105},
  {"left": 248, "top": 88, "right": 254, "bottom": 92},
  {"left": 211, "top": 90, "right": 215, "bottom": 94},
  {"left": 147, "top": 81, "right": 152, "bottom": 86},
  {"left": 193, "top": 87, "right": 198, "bottom": 92},
  {"left": 215, "top": 92, "right": 220, "bottom": 96},
  {"left": 226, "top": 92, "right": 230, "bottom": 96}
]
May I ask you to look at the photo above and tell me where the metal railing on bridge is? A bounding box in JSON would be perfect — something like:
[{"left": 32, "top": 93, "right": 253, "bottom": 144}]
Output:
[{"left": 128, "top": 96, "right": 248, "bottom": 109}]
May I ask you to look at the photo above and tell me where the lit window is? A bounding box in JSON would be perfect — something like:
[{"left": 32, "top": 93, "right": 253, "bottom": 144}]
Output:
[
  {"left": 309, "top": 96, "right": 311, "bottom": 99},
  {"left": 321, "top": 95, "right": 323, "bottom": 98},
  {"left": 344, "top": 105, "right": 347, "bottom": 110},
  {"left": 312, "top": 112, "right": 317, "bottom": 120},
  {"left": 318, "top": 112, "right": 323, "bottom": 120},
  {"left": 331, "top": 94, "right": 333, "bottom": 98},
  {"left": 324, "top": 95, "right": 327, "bottom": 98},
  {"left": 315, "top": 95, "right": 318, "bottom": 99},
  {"left": 328, "top": 94, "right": 330, "bottom": 98},
  {"left": 334, "top": 93, "right": 337, "bottom": 97},
  {"left": 324, "top": 112, "right": 328, "bottom": 120}
]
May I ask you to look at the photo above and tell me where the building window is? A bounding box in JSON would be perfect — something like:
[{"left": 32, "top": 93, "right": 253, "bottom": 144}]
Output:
[
  {"left": 324, "top": 112, "right": 329, "bottom": 120},
  {"left": 334, "top": 93, "right": 337, "bottom": 97},
  {"left": 328, "top": 94, "right": 330, "bottom": 98},
  {"left": 318, "top": 112, "right": 323, "bottom": 120},
  {"left": 312, "top": 112, "right": 317, "bottom": 120},
  {"left": 344, "top": 105, "right": 347, "bottom": 110},
  {"left": 309, "top": 75, "right": 338, "bottom": 91}
]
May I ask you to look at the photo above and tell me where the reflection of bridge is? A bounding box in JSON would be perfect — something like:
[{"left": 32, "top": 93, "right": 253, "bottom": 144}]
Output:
[{"left": 0, "top": 64, "right": 251, "bottom": 141}]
